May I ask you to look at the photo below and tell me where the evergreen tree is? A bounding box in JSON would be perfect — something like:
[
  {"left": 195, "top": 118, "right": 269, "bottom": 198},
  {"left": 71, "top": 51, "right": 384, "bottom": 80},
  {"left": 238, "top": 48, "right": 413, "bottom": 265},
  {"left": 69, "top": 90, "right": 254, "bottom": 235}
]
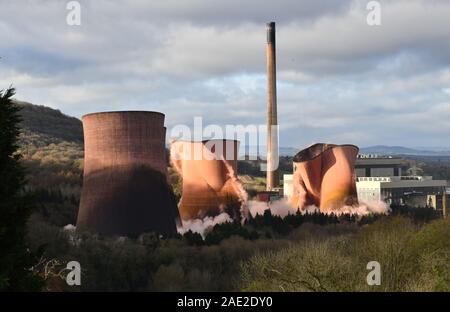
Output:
[{"left": 0, "top": 87, "right": 43, "bottom": 291}]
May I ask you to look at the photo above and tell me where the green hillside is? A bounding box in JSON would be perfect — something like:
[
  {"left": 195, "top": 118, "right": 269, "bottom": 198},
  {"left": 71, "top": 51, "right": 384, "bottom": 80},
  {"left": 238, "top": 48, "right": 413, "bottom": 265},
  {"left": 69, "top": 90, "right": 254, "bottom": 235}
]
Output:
[
  {"left": 15, "top": 100, "right": 83, "bottom": 145},
  {"left": 14, "top": 100, "right": 84, "bottom": 191}
]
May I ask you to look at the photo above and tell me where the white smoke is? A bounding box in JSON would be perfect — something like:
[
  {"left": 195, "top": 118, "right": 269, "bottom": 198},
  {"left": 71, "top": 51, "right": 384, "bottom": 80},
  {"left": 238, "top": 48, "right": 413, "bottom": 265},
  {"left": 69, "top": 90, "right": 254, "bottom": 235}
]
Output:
[
  {"left": 63, "top": 224, "right": 76, "bottom": 232},
  {"left": 177, "top": 212, "right": 233, "bottom": 238},
  {"left": 63, "top": 224, "right": 81, "bottom": 246},
  {"left": 248, "top": 199, "right": 390, "bottom": 218},
  {"left": 247, "top": 200, "right": 268, "bottom": 217},
  {"left": 220, "top": 157, "right": 249, "bottom": 221},
  {"left": 338, "top": 200, "right": 391, "bottom": 216}
]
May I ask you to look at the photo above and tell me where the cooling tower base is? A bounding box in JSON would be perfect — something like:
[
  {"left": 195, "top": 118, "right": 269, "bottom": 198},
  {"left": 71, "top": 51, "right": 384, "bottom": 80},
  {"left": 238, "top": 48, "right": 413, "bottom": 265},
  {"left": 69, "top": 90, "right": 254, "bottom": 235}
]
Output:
[{"left": 78, "top": 165, "right": 179, "bottom": 237}]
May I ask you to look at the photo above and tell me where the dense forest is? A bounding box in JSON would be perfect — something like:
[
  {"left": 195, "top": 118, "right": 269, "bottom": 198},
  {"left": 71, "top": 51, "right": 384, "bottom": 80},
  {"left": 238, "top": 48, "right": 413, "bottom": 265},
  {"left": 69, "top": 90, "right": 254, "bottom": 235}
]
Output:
[
  {"left": 27, "top": 210, "right": 449, "bottom": 292},
  {"left": 3, "top": 100, "right": 449, "bottom": 291}
]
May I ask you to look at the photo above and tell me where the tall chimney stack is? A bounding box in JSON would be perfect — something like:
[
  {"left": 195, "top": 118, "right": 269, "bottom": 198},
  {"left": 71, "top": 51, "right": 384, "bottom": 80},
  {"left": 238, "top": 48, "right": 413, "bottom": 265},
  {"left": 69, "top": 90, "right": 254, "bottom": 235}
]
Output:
[{"left": 266, "top": 21, "right": 279, "bottom": 191}]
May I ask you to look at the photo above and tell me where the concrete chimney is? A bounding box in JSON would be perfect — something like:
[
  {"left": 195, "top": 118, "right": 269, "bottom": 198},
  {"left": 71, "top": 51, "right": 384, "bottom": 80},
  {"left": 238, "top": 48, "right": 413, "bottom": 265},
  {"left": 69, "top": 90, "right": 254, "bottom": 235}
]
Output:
[{"left": 266, "top": 21, "right": 279, "bottom": 190}]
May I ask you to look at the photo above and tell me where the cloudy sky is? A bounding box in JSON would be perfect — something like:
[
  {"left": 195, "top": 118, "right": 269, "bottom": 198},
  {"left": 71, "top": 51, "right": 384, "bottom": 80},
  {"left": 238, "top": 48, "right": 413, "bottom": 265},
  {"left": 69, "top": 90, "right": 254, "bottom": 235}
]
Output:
[{"left": 1, "top": 0, "right": 449, "bottom": 149}]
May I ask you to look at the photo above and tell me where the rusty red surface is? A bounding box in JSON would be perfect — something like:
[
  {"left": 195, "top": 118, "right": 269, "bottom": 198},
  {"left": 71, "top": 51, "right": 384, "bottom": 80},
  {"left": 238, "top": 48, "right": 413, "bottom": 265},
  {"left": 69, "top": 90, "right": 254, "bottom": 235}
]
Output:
[
  {"left": 77, "top": 111, "right": 179, "bottom": 236},
  {"left": 171, "top": 139, "right": 245, "bottom": 221},
  {"left": 290, "top": 143, "right": 359, "bottom": 213}
]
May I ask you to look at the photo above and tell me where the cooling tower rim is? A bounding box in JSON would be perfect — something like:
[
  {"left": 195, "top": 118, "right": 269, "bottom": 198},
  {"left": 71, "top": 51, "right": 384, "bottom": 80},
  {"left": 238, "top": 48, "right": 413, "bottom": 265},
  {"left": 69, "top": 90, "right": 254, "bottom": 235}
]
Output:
[
  {"left": 82, "top": 111, "right": 165, "bottom": 120},
  {"left": 293, "top": 143, "right": 359, "bottom": 163}
]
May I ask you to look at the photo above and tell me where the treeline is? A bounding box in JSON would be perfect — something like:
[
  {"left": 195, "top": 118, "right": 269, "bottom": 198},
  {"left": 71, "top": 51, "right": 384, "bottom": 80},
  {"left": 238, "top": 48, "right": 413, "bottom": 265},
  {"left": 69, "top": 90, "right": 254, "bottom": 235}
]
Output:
[
  {"left": 31, "top": 189, "right": 79, "bottom": 227},
  {"left": 18, "top": 136, "right": 83, "bottom": 189},
  {"left": 182, "top": 205, "right": 441, "bottom": 247},
  {"left": 24, "top": 197, "right": 446, "bottom": 292},
  {"left": 26, "top": 212, "right": 449, "bottom": 292},
  {"left": 421, "top": 161, "right": 450, "bottom": 180},
  {"left": 241, "top": 217, "right": 449, "bottom": 291}
]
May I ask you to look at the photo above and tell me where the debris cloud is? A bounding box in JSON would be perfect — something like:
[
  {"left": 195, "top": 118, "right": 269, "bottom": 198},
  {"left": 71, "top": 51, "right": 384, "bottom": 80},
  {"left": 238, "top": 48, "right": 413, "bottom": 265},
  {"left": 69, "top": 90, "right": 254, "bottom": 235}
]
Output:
[
  {"left": 177, "top": 212, "right": 232, "bottom": 238},
  {"left": 248, "top": 199, "right": 390, "bottom": 218}
]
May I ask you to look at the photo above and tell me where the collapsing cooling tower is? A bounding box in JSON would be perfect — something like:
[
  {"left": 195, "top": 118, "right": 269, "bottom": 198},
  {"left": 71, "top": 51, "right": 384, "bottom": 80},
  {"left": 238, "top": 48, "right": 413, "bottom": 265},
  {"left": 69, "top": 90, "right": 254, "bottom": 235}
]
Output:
[
  {"left": 170, "top": 139, "right": 247, "bottom": 221},
  {"left": 77, "top": 111, "right": 179, "bottom": 236},
  {"left": 290, "top": 143, "right": 359, "bottom": 213}
]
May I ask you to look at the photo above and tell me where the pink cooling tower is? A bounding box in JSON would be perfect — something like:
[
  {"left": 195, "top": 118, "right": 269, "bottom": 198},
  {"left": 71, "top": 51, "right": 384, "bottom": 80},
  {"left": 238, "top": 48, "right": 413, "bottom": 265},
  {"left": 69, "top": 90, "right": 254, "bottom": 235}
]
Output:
[
  {"left": 170, "top": 139, "right": 246, "bottom": 221},
  {"left": 290, "top": 143, "right": 359, "bottom": 213}
]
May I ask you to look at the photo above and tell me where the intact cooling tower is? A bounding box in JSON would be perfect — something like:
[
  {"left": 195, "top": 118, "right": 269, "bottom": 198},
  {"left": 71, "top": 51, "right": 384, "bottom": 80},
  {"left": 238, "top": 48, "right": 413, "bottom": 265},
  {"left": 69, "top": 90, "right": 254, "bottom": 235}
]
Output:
[
  {"left": 290, "top": 143, "right": 359, "bottom": 213},
  {"left": 170, "top": 139, "right": 246, "bottom": 221},
  {"left": 77, "top": 111, "right": 179, "bottom": 236}
]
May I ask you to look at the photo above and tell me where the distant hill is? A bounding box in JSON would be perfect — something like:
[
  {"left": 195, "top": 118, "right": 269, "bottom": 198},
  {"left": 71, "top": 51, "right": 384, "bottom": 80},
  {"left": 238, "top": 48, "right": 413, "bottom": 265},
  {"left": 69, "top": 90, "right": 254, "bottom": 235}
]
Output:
[
  {"left": 12, "top": 101, "right": 450, "bottom": 159},
  {"left": 12, "top": 100, "right": 84, "bottom": 189},
  {"left": 242, "top": 146, "right": 298, "bottom": 157},
  {"left": 359, "top": 145, "right": 450, "bottom": 156},
  {"left": 15, "top": 100, "right": 83, "bottom": 145},
  {"left": 243, "top": 145, "right": 450, "bottom": 157}
]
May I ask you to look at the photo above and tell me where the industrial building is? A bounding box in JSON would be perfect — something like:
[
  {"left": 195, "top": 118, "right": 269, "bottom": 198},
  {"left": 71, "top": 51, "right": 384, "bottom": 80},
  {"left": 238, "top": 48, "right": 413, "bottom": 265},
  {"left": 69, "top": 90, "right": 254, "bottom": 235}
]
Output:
[
  {"left": 356, "top": 175, "right": 446, "bottom": 208},
  {"left": 355, "top": 154, "right": 409, "bottom": 177},
  {"left": 77, "top": 111, "right": 179, "bottom": 236},
  {"left": 284, "top": 154, "right": 447, "bottom": 214},
  {"left": 355, "top": 155, "right": 447, "bottom": 211}
]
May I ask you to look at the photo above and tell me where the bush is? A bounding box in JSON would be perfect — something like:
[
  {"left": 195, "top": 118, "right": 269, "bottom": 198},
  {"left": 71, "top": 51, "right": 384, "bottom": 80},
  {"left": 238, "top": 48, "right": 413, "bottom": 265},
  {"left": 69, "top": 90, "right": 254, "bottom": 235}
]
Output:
[{"left": 240, "top": 216, "right": 450, "bottom": 292}]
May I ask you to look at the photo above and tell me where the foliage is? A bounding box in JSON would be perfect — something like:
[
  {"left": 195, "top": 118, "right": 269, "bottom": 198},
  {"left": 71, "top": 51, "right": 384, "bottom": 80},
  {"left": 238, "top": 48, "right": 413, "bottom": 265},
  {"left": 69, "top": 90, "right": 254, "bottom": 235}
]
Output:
[
  {"left": 411, "top": 155, "right": 450, "bottom": 181},
  {"left": 167, "top": 167, "right": 182, "bottom": 200},
  {"left": 240, "top": 216, "right": 450, "bottom": 292},
  {"left": 0, "top": 88, "right": 43, "bottom": 291},
  {"left": 390, "top": 204, "right": 442, "bottom": 223},
  {"left": 16, "top": 100, "right": 83, "bottom": 143},
  {"left": 25, "top": 206, "right": 450, "bottom": 292}
]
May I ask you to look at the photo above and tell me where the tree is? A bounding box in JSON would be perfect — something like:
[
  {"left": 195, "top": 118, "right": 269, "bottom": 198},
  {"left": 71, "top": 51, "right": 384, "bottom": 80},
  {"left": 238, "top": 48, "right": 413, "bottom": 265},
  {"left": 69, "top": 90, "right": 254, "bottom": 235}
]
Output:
[{"left": 0, "top": 87, "right": 43, "bottom": 291}]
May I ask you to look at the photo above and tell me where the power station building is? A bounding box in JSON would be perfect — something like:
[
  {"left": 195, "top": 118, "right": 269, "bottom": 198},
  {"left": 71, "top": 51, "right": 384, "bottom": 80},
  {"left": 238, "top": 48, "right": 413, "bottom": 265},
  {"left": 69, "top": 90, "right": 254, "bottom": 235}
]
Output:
[
  {"left": 284, "top": 153, "right": 447, "bottom": 214},
  {"left": 355, "top": 155, "right": 409, "bottom": 177},
  {"left": 77, "top": 111, "right": 179, "bottom": 237},
  {"left": 355, "top": 155, "right": 447, "bottom": 212}
]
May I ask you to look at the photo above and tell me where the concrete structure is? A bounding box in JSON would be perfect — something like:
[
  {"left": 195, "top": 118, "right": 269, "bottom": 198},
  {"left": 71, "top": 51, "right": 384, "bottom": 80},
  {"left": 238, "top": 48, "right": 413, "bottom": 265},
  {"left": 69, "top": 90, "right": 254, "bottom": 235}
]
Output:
[
  {"left": 444, "top": 188, "right": 449, "bottom": 218},
  {"left": 283, "top": 174, "right": 293, "bottom": 198},
  {"left": 171, "top": 139, "right": 246, "bottom": 221},
  {"left": 257, "top": 191, "right": 281, "bottom": 203},
  {"left": 266, "top": 21, "right": 279, "bottom": 191},
  {"left": 355, "top": 155, "right": 409, "bottom": 177},
  {"left": 290, "top": 143, "right": 359, "bottom": 212},
  {"left": 356, "top": 176, "right": 447, "bottom": 210},
  {"left": 355, "top": 155, "right": 447, "bottom": 212},
  {"left": 77, "top": 111, "right": 179, "bottom": 236}
]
